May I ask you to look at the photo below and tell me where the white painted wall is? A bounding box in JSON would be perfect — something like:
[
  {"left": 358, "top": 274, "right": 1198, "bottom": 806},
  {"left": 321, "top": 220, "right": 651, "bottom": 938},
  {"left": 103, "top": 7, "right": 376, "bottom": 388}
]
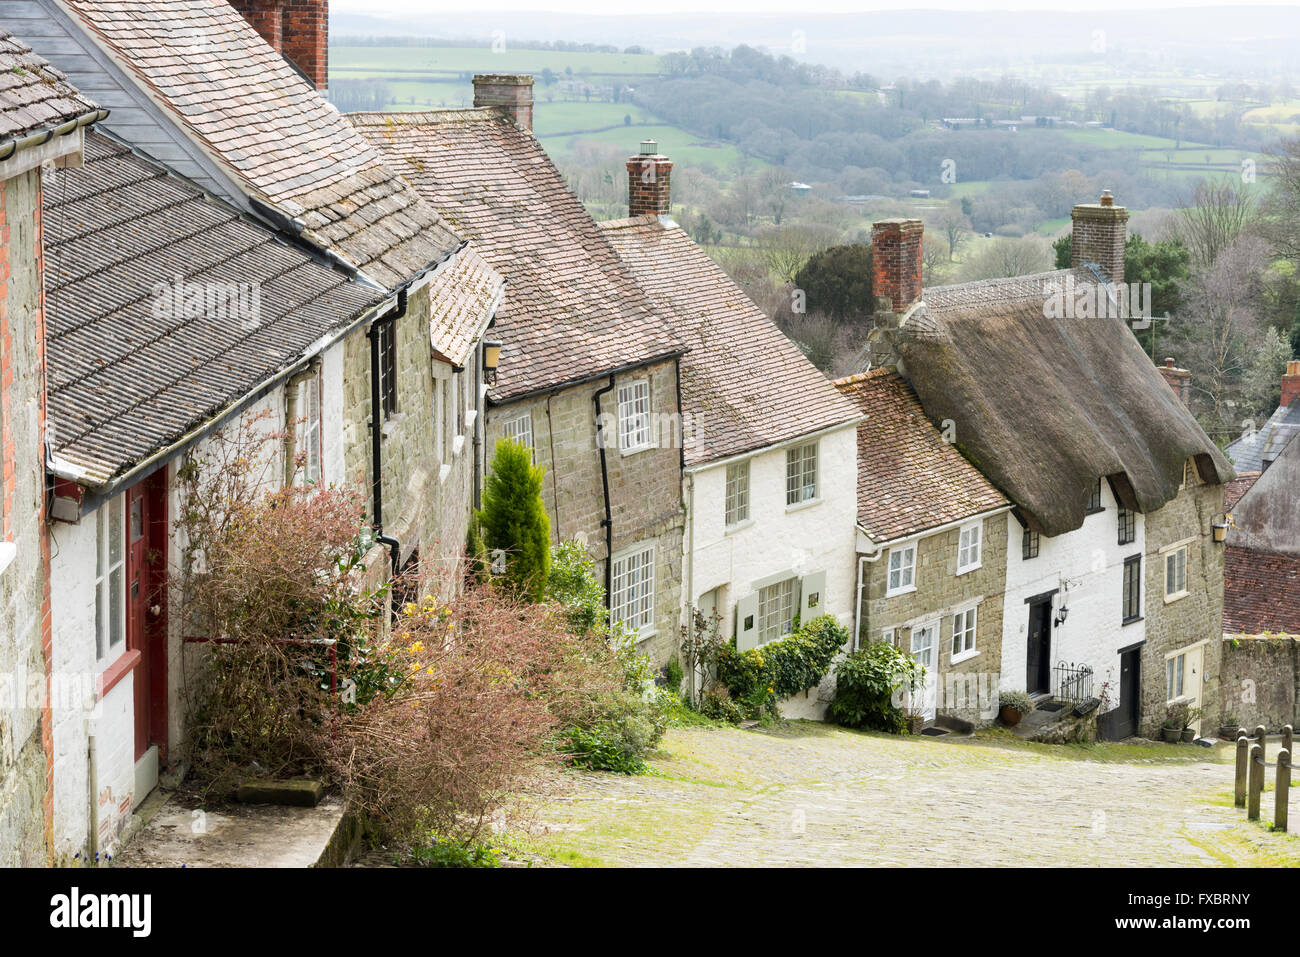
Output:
[
  {"left": 1000, "top": 480, "right": 1145, "bottom": 716},
  {"left": 685, "top": 424, "right": 859, "bottom": 719},
  {"left": 321, "top": 339, "right": 348, "bottom": 488}
]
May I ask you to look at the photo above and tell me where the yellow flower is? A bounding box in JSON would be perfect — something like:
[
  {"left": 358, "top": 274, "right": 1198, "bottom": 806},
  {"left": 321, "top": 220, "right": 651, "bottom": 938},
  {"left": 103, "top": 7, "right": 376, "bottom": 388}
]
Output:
[
  {"left": 408, "top": 641, "right": 424, "bottom": 654},
  {"left": 403, "top": 602, "right": 417, "bottom": 616},
  {"left": 425, "top": 666, "right": 436, "bottom": 674}
]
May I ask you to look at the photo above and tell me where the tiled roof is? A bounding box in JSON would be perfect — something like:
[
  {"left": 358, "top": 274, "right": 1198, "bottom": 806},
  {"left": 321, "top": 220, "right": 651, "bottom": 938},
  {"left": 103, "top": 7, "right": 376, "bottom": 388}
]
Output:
[
  {"left": 346, "top": 109, "right": 683, "bottom": 400},
  {"left": 61, "top": 0, "right": 460, "bottom": 290},
  {"left": 599, "top": 215, "right": 859, "bottom": 465},
  {"left": 1225, "top": 472, "right": 1261, "bottom": 510},
  {"left": 427, "top": 245, "right": 504, "bottom": 367},
  {"left": 1225, "top": 398, "right": 1300, "bottom": 472},
  {"left": 44, "top": 132, "right": 382, "bottom": 487},
  {"left": 897, "top": 268, "right": 1234, "bottom": 537},
  {"left": 834, "top": 369, "right": 1008, "bottom": 543},
  {"left": 0, "top": 28, "right": 99, "bottom": 140},
  {"left": 1224, "top": 545, "right": 1300, "bottom": 635}
]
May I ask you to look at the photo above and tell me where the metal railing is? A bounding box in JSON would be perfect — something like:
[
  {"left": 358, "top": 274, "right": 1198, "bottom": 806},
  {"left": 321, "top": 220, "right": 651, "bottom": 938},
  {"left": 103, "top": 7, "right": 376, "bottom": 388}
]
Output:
[{"left": 1052, "top": 661, "right": 1093, "bottom": 702}]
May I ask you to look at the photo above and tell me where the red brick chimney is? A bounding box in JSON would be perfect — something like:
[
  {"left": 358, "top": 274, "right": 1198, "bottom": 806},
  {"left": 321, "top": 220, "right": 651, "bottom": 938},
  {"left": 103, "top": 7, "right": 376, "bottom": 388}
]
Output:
[
  {"left": 231, "top": 0, "right": 328, "bottom": 91},
  {"left": 1158, "top": 357, "right": 1192, "bottom": 407},
  {"left": 1070, "top": 189, "right": 1128, "bottom": 286},
  {"left": 473, "top": 74, "right": 534, "bottom": 131},
  {"left": 1282, "top": 360, "right": 1300, "bottom": 409},
  {"left": 871, "top": 218, "right": 923, "bottom": 313},
  {"left": 627, "top": 140, "right": 673, "bottom": 217}
]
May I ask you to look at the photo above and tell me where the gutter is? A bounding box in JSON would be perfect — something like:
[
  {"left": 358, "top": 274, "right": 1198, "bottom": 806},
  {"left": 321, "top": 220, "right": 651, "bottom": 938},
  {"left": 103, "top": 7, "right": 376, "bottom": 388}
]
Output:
[
  {"left": 682, "top": 416, "right": 866, "bottom": 475},
  {"left": 0, "top": 108, "right": 109, "bottom": 163},
  {"left": 487, "top": 350, "right": 685, "bottom": 409},
  {"left": 592, "top": 375, "right": 617, "bottom": 605}
]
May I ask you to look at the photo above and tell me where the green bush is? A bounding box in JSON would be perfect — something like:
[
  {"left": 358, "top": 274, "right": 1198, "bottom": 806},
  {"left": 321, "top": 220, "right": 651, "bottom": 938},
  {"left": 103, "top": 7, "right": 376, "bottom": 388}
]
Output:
[
  {"left": 560, "top": 687, "right": 667, "bottom": 774},
  {"left": 478, "top": 438, "right": 551, "bottom": 600},
  {"left": 546, "top": 538, "right": 610, "bottom": 635},
  {"left": 408, "top": 834, "right": 502, "bottom": 868},
  {"left": 828, "top": 641, "right": 922, "bottom": 733},
  {"left": 715, "top": 614, "right": 849, "bottom": 719}
]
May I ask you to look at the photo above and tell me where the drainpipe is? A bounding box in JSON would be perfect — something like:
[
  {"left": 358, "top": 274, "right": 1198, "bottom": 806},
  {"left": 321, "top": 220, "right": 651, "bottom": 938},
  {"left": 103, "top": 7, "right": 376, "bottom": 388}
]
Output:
[
  {"left": 592, "top": 376, "right": 616, "bottom": 604},
  {"left": 854, "top": 535, "right": 885, "bottom": 650},
  {"left": 685, "top": 471, "right": 697, "bottom": 703},
  {"left": 368, "top": 289, "right": 407, "bottom": 576}
]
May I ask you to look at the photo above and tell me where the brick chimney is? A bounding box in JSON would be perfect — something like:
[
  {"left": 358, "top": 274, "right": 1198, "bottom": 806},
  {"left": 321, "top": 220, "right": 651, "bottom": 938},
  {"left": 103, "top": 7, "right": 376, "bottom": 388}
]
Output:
[
  {"left": 473, "top": 74, "right": 534, "bottom": 131},
  {"left": 1070, "top": 189, "right": 1128, "bottom": 286},
  {"left": 1282, "top": 360, "right": 1300, "bottom": 409},
  {"left": 231, "top": 0, "right": 329, "bottom": 92},
  {"left": 871, "top": 218, "right": 923, "bottom": 313},
  {"left": 1158, "top": 357, "right": 1192, "bottom": 407},
  {"left": 627, "top": 140, "right": 673, "bottom": 217}
]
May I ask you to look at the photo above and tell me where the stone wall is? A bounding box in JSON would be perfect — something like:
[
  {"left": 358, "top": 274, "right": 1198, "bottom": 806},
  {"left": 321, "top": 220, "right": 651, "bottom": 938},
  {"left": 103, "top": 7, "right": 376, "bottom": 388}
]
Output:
[
  {"left": 1220, "top": 636, "right": 1300, "bottom": 733},
  {"left": 861, "top": 512, "right": 1009, "bottom": 726},
  {"left": 486, "top": 360, "right": 685, "bottom": 665},
  {"left": 0, "top": 168, "right": 49, "bottom": 865},
  {"left": 1141, "top": 479, "right": 1226, "bottom": 738}
]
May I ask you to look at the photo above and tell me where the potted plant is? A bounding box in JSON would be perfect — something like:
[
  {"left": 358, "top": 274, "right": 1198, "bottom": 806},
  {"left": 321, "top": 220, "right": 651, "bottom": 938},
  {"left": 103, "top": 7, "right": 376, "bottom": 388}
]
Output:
[
  {"left": 1182, "top": 706, "right": 1204, "bottom": 743},
  {"left": 999, "top": 690, "right": 1033, "bottom": 726},
  {"left": 1162, "top": 701, "right": 1189, "bottom": 743},
  {"left": 1217, "top": 712, "right": 1241, "bottom": 740}
]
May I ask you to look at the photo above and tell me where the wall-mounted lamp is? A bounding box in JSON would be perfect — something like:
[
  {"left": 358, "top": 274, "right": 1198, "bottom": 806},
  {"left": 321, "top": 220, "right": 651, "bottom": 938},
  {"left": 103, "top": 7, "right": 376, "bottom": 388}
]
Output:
[
  {"left": 1054, "top": 605, "right": 1069, "bottom": 628},
  {"left": 483, "top": 339, "right": 502, "bottom": 384},
  {"left": 1212, "top": 516, "right": 1229, "bottom": 544}
]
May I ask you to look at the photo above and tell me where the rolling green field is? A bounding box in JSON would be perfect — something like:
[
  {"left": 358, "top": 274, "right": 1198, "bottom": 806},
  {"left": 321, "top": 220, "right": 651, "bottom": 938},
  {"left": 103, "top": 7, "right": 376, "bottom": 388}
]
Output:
[{"left": 544, "top": 123, "right": 753, "bottom": 169}]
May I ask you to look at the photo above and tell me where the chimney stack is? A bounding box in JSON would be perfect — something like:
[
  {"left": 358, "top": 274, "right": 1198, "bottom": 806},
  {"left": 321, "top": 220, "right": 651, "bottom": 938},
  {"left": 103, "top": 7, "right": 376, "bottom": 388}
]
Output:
[
  {"left": 473, "top": 74, "right": 534, "bottom": 131},
  {"left": 1282, "top": 360, "right": 1300, "bottom": 409},
  {"left": 627, "top": 140, "right": 673, "bottom": 217},
  {"left": 231, "top": 0, "right": 329, "bottom": 92},
  {"left": 1158, "top": 357, "right": 1192, "bottom": 407},
  {"left": 1070, "top": 189, "right": 1128, "bottom": 287},
  {"left": 871, "top": 218, "right": 924, "bottom": 313}
]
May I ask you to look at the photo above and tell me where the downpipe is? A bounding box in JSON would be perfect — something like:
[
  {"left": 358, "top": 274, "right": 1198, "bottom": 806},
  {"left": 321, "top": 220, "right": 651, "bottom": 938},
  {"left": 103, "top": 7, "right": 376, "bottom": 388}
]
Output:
[{"left": 368, "top": 289, "right": 407, "bottom": 577}]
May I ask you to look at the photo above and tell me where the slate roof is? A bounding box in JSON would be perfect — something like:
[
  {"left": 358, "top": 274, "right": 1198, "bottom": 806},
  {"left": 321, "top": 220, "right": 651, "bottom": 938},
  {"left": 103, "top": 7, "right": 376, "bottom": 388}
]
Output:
[
  {"left": 896, "top": 269, "right": 1235, "bottom": 537},
  {"left": 346, "top": 109, "right": 683, "bottom": 401},
  {"left": 834, "top": 370, "right": 1008, "bottom": 543},
  {"left": 599, "top": 214, "right": 860, "bottom": 465},
  {"left": 0, "top": 28, "right": 100, "bottom": 140},
  {"left": 44, "top": 131, "right": 383, "bottom": 487},
  {"left": 60, "top": 0, "right": 460, "bottom": 290},
  {"left": 1225, "top": 472, "right": 1261, "bottom": 510},
  {"left": 1224, "top": 546, "right": 1300, "bottom": 635},
  {"left": 1225, "top": 398, "right": 1300, "bottom": 472}
]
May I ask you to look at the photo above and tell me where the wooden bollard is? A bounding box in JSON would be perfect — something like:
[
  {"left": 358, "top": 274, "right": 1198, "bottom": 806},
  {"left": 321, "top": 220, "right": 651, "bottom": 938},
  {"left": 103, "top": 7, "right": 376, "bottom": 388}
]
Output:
[
  {"left": 1284, "top": 725, "right": 1294, "bottom": 756},
  {"left": 1256, "top": 725, "right": 1267, "bottom": 762},
  {"left": 1248, "top": 744, "right": 1264, "bottom": 821},
  {"left": 1235, "top": 735, "right": 1249, "bottom": 807},
  {"left": 1276, "top": 749, "right": 1291, "bottom": 833}
]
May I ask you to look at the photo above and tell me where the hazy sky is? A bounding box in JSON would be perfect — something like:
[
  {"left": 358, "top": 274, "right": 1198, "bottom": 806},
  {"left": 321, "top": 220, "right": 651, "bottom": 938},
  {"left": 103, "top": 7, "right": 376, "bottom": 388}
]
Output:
[{"left": 335, "top": 0, "right": 1292, "bottom": 15}]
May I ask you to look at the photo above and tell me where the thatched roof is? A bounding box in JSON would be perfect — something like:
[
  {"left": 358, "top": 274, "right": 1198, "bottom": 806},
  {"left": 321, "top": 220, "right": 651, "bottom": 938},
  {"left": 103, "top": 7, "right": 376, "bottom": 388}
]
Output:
[{"left": 895, "top": 268, "right": 1234, "bottom": 537}]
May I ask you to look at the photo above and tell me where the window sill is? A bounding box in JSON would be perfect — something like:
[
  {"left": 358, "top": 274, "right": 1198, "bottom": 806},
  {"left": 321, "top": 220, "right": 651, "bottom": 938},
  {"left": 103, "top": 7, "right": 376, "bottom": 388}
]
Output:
[
  {"left": 785, "top": 497, "right": 821, "bottom": 514},
  {"left": 381, "top": 413, "right": 405, "bottom": 439},
  {"left": 1085, "top": 506, "right": 1105, "bottom": 516},
  {"left": 465, "top": 409, "right": 478, "bottom": 429},
  {"left": 956, "top": 561, "right": 982, "bottom": 576},
  {"left": 950, "top": 648, "right": 979, "bottom": 665},
  {"left": 620, "top": 444, "right": 652, "bottom": 457},
  {"left": 452, "top": 434, "right": 466, "bottom": 457},
  {"left": 1122, "top": 615, "right": 1144, "bottom": 627},
  {"left": 98, "top": 648, "right": 141, "bottom": 701},
  {"left": 886, "top": 584, "right": 917, "bottom": 599},
  {"left": 439, "top": 463, "right": 453, "bottom": 484},
  {"left": 0, "top": 542, "right": 15, "bottom": 578},
  {"left": 1164, "top": 590, "right": 1188, "bottom": 604},
  {"left": 724, "top": 518, "right": 754, "bottom": 535}
]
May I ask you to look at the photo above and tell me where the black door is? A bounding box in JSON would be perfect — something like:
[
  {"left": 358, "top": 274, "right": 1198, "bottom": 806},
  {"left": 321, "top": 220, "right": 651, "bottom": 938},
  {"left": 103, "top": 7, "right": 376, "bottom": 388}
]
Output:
[
  {"left": 1026, "top": 600, "right": 1052, "bottom": 693},
  {"left": 1114, "top": 648, "right": 1141, "bottom": 739}
]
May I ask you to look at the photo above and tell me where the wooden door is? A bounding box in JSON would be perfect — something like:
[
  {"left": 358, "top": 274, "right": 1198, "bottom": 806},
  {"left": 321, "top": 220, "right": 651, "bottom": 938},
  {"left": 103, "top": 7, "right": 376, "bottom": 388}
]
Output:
[
  {"left": 1116, "top": 648, "right": 1141, "bottom": 739},
  {"left": 125, "top": 474, "right": 168, "bottom": 763},
  {"left": 1026, "top": 600, "right": 1052, "bottom": 694}
]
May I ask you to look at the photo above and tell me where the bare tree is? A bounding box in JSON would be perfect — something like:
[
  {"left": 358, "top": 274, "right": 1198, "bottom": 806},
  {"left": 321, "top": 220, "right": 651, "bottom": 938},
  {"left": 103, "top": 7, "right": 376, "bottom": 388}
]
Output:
[
  {"left": 956, "top": 235, "right": 1052, "bottom": 282},
  {"left": 1175, "top": 179, "right": 1256, "bottom": 269},
  {"left": 922, "top": 233, "right": 951, "bottom": 285},
  {"left": 759, "top": 223, "right": 838, "bottom": 284},
  {"left": 935, "top": 208, "right": 971, "bottom": 262}
]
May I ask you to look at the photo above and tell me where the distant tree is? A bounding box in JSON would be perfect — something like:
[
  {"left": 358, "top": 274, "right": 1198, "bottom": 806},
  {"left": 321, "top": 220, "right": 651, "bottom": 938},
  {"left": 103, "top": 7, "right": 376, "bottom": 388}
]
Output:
[
  {"left": 1175, "top": 180, "right": 1256, "bottom": 269},
  {"left": 624, "top": 114, "right": 631, "bottom": 125},
  {"left": 936, "top": 208, "right": 971, "bottom": 262},
  {"left": 792, "top": 243, "right": 874, "bottom": 323},
  {"left": 477, "top": 439, "right": 551, "bottom": 601},
  {"left": 759, "top": 223, "right": 836, "bottom": 284},
  {"left": 956, "top": 235, "right": 1051, "bottom": 282},
  {"left": 1292, "top": 300, "right": 1300, "bottom": 358},
  {"left": 1053, "top": 233, "right": 1190, "bottom": 319}
]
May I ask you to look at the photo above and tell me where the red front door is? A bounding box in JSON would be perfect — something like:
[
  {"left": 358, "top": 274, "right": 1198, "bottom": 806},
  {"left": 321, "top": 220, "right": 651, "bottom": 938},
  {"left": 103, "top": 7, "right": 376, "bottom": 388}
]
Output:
[{"left": 125, "top": 473, "right": 168, "bottom": 762}]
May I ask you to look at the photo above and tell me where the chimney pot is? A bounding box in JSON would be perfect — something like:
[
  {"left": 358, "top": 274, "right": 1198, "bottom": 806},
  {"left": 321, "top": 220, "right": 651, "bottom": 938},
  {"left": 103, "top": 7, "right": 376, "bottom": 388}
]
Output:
[
  {"left": 639, "top": 139, "right": 658, "bottom": 155},
  {"left": 1100, "top": 189, "right": 1114, "bottom": 207},
  {"left": 1165, "top": 357, "right": 1175, "bottom": 367},
  {"left": 473, "top": 74, "right": 535, "bottom": 131}
]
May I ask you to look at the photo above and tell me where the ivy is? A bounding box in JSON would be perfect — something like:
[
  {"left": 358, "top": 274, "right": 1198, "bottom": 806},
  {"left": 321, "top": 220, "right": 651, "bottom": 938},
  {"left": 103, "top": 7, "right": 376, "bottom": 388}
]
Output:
[{"left": 715, "top": 615, "right": 849, "bottom": 718}]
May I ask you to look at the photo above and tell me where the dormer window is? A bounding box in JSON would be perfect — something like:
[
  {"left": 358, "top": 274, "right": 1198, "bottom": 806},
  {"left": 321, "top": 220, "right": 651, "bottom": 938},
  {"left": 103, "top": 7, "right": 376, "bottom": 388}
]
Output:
[{"left": 1087, "top": 478, "right": 1103, "bottom": 514}]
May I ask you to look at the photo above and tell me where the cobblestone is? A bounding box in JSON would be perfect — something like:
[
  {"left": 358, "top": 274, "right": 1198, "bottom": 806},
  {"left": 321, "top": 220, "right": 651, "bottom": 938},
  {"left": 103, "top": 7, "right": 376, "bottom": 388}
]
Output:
[{"left": 519, "top": 723, "right": 1300, "bottom": 867}]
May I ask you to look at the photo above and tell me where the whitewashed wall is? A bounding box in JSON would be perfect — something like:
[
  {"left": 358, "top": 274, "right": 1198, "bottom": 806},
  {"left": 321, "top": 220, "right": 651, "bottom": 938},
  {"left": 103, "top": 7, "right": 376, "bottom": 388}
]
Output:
[{"left": 1000, "top": 480, "right": 1146, "bottom": 716}]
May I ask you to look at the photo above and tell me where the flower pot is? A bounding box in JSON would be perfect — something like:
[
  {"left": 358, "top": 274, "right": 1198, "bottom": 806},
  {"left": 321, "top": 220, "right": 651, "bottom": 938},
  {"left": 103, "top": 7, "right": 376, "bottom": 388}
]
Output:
[
  {"left": 1182, "top": 728, "right": 1196, "bottom": 743},
  {"left": 1162, "top": 726, "right": 1182, "bottom": 743},
  {"left": 906, "top": 715, "right": 925, "bottom": 735},
  {"left": 1219, "top": 724, "right": 1241, "bottom": 740},
  {"left": 1000, "top": 705, "right": 1024, "bottom": 727}
]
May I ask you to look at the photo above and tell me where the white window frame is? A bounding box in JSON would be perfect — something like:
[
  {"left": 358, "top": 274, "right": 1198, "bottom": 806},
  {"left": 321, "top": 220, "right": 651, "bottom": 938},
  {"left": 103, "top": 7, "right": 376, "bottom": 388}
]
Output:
[
  {"left": 756, "top": 576, "right": 799, "bottom": 645},
  {"left": 1163, "top": 541, "right": 1190, "bottom": 603},
  {"left": 951, "top": 604, "right": 978, "bottom": 663},
  {"left": 1166, "top": 653, "right": 1186, "bottom": 701},
  {"left": 290, "top": 370, "right": 322, "bottom": 487},
  {"left": 886, "top": 543, "right": 917, "bottom": 596},
  {"left": 724, "top": 460, "right": 750, "bottom": 528},
  {"left": 617, "top": 379, "right": 652, "bottom": 454},
  {"left": 502, "top": 412, "right": 534, "bottom": 462},
  {"left": 956, "top": 521, "right": 982, "bottom": 574},
  {"left": 94, "top": 497, "right": 127, "bottom": 666},
  {"left": 785, "top": 441, "right": 818, "bottom": 507},
  {"left": 611, "top": 543, "right": 656, "bottom": 635}
]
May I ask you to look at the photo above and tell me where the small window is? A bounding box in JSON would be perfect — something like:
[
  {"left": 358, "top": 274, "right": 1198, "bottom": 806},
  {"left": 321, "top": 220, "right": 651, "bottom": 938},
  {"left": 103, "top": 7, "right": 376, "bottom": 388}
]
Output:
[
  {"left": 725, "top": 460, "right": 750, "bottom": 527},
  {"left": 377, "top": 320, "right": 398, "bottom": 419},
  {"left": 951, "top": 605, "right": 977, "bottom": 661},
  {"left": 887, "top": 543, "right": 916, "bottom": 595},
  {"left": 288, "top": 370, "right": 322, "bottom": 486},
  {"left": 1166, "top": 653, "right": 1186, "bottom": 700},
  {"left": 1022, "top": 529, "right": 1040, "bottom": 560},
  {"left": 1117, "top": 507, "right": 1136, "bottom": 546},
  {"left": 1122, "top": 554, "right": 1141, "bottom": 623},
  {"left": 94, "top": 498, "right": 126, "bottom": 662},
  {"left": 1165, "top": 546, "right": 1188, "bottom": 601},
  {"left": 880, "top": 627, "right": 897, "bottom": 649},
  {"left": 957, "top": 521, "right": 982, "bottom": 573},
  {"left": 1087, "top": 478, "right": 1103, "bottom": 513},
  {"left": 785, "top": 441, "right": 818, "bottom": 506},
  {"left": 503, "top": 412, "right": 534, "bottom": 462},
  {"left": 617, "top": 379, "right": 652, "bottom": 453},
  {"left": 757, "top": 577, "right": 798, "bottom": 644},
  {"left": 611, "top": 544, "right": 656, "bottom": 633}
]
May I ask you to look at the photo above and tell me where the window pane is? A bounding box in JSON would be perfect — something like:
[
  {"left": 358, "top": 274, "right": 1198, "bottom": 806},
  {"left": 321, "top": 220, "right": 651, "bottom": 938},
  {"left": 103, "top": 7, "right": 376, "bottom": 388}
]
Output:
[
  {"left": 109, "top": 565, "right": 123, "bottom": 649},
  {"left": 109, "top": 500, "right": 123, "bottom": 565}
]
